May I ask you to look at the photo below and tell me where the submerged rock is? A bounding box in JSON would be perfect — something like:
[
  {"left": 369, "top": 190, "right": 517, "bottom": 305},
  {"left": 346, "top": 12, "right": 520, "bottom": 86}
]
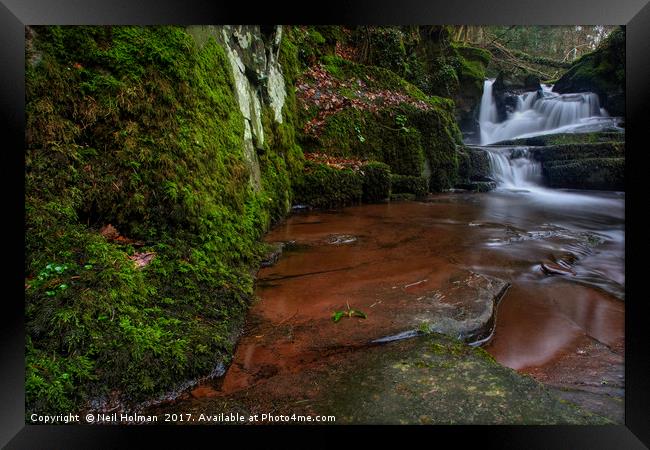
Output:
[{"left": 372, "top": 271, "right": 509, "bottom": 346}]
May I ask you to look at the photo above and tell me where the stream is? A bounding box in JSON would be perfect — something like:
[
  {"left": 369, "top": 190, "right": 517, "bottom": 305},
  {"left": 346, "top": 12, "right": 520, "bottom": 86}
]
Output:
[
  {"left": 145, "top": 81, "right": 624, "bottom": 423},
  {"left": 147, "top": 181, "right": 624, "bottom": 422}
]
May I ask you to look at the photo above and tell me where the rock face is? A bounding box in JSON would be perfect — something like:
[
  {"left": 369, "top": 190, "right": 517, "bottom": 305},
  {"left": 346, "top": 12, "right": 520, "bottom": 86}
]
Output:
[
  {"left": 553, "top": 27, "right": 625, "bottom": 117},
  {"left": 456, "top": 146, "right": 495, "bottom": 191},
  {"left": 531, "top": 142, "right": 624, "bottom": 191},
  {"left": 450, "top": 45, "right": 492, "bottom": 138},
  {"left": 492, "top": 71, "right": 542, "bottom": 122},
  {"left": 188, "top": 25, "right": 287, "bottom": 191}
]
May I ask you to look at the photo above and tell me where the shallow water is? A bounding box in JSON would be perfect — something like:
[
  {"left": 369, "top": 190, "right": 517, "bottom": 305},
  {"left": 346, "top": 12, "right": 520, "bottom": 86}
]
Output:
[{"left": 157, "top": 189, "right": 624, "bottom": 420}]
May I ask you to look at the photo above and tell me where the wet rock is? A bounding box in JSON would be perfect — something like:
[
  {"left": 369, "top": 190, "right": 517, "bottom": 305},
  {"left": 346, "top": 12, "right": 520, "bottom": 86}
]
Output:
[
  {"left": 495, "top": 130, "right": 624, "bottom": 147},
  {"left": 159, "top": 334, "right": 612, "bottom": 424},
  {"left": 541, "top": 261, "right": 576, "bottom": 276},
  {"left": 457, "top": 145, "right": 492, "bottom": 183},
  {"left": 326, "top": 234, "right": 358, "bottom": 245},
  {"left": 260, "top": 242, "right": 285, "bottom": 268},
  {"left": 542, "top": 157, "right": 624, "bottom": 191},
  {"left": 455, "top": 181, "right": 497, "bottom": 192},
  {"left": 415, "top": 272, "right": 509, "bottom": 343},
  {"left": 492, "top": 71, "right": 542, "bottom": 122},
  {"left": 314, "top": 334, "right": 611, "bottom": 424}
]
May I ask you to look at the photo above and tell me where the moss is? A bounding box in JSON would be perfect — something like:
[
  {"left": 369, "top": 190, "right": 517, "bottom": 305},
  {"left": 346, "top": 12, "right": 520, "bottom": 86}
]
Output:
[
  {"left": 531, "top": 142, "right": 624, "bottom": 163},
  {"left": 293, "top": 161, "right": 363, "bottom": 208},
  {"left": 496, "top": 131, "right": 624, "bottom": 146},
  {"left": 391, "top": 174, "right": 429, "bottom": 198},
  {"left": 457, "top": 146, "right": 491, "bottom": 183},
  {"left": 542, "top": 158, "right": 624, "bottom": 191},
  {"left": 361, "top": 162, "right": 392, "bottom": 202},
  {"left": 25, "top": 26, "right": 301, "bottom": 414},
  {"left": 297, "top": 55, "right": 462, "bottom": 191},
  {"left": 553, "top": 27, "right": 625, "bottom": 116},
  {"left": 361, "top": 27, "right": 408, "bottom": 77}
]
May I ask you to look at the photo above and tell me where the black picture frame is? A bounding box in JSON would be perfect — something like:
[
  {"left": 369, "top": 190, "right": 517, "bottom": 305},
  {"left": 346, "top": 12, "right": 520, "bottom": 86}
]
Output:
[{"left": 2, "top": 0, "right": 648, "bottom": 448}]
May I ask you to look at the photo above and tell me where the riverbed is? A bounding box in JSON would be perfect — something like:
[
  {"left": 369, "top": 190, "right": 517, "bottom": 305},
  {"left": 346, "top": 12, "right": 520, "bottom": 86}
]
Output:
[{"left": 150, "top": 186, "right": 624, "bottom": 423}]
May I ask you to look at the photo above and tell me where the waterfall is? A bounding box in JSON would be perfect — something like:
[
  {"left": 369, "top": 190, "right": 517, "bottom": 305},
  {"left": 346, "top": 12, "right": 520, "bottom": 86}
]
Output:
[
  {"left": 478, "top": 79, "right": 620, "bottom": 145},
  {"left": 483, "top": 147, "right": 542, "bottom": 190}
]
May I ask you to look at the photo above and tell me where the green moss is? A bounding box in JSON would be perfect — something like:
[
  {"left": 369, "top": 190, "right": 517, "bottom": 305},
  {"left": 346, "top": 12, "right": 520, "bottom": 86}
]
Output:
[
  {"left": 361, "top": 162, "right": 392, "bottom": 202},
  {"left": 298, "top": 55, "right": 462, "bottom": 191},
  {"left": 531, "top": 142, "right": 624, "bottom": 163},
  {"left": 543, "top": 158, "right": 624, "bottom": 191},
  {"left": 391, "top": 174, "right": 429, "bottom": 198},
  {"left": 553, "top": 27, "right": 625, "bottom": 115},
  {"left": 25, "top": 26, "right": 301, "bottom": 414},
  {"left": 496, "top": 131, "right": 624, "bottom": 146},
  {"left": 293, "top": 161, "right": 363, "bottom": 208}
]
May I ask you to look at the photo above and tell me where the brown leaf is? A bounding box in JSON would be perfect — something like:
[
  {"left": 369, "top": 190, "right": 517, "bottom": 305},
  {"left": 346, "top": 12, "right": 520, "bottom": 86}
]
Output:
[{"left": 129, "top": 252, "right": 156, "bottom": 269}]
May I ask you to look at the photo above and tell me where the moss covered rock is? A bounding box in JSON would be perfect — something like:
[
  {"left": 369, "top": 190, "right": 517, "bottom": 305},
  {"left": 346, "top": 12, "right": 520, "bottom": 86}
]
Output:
[
  {"left": 361, "top": 161, "right": 392, "bottom": 203},
  {"left": 543, "top": 158, "right": 624, "bottom": 190},
  {"left": 293, "top": 161, "right": 363, "bottom": 208},
  {"left": 391, "top": 174, "right": 429, "bottom": 198},
  {"left": 553, "top": 27, "right": 625, "bottom": 117},
  {"left": 530, "top": 142, "right": 625, "bottom": 191},
  {"left": 495, "top": 131, "right": 624, "bottom": 146}
]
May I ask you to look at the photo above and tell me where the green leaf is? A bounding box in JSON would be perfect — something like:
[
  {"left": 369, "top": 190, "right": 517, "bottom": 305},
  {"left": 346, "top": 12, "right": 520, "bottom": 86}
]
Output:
[
  {"left": 331, "top": 311, "right": 346, "bottom": 323},
  {"left": 349, "top": 309, "right": 367, "bottom": 319}
]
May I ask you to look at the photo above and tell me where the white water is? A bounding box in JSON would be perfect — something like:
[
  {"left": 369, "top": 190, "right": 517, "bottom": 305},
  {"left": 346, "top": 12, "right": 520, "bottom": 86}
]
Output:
[
  {"left": 479, "top": 145, "right": 623, "bottom": 214},
  {"left": 478, "top": 79, "right": 620, "bottom": 145},
  {"left": 484, "top": 147, "right": 542, "bottom": 190}
]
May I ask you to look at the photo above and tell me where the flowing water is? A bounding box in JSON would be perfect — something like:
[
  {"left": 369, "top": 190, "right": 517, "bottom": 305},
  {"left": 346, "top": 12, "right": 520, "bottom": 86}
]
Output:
[{"left": 479, "top": 79, "right": 622, "bottom": 145}]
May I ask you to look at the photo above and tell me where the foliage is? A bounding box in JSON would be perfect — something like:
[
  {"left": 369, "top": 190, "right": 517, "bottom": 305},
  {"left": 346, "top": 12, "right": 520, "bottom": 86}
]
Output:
[
  {"left": 552, "top": 27, "right": 625, "bottom": 116},
  {"left": 331, "top": 302, "right": 367, "bottom": 323}
]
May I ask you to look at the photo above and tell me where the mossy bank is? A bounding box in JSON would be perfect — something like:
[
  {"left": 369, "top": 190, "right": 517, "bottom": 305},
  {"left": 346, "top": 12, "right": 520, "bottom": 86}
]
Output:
[{"left": 25, "top": 25, "right": 303, "bottom": 415}]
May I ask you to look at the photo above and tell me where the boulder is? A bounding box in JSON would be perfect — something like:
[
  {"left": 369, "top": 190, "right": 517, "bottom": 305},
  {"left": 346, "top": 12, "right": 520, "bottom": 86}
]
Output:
[
  {"left": 553, "top": 27, "right": 625, "bottom": 117},
  {"left": 529, "top": 141, "right": 624, "bottom": 191},
  {"left": 492, "top": 71, "right": 542, "bottom": 122}
]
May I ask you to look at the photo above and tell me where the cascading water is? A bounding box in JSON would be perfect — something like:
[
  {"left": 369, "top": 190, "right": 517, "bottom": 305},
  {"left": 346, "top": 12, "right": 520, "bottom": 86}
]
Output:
[
  {"left": 478, "top": 79, "right": 620, "bottom": 145},
  {"left": 483, "top": 147, "right": 542, "bottom": 190}
]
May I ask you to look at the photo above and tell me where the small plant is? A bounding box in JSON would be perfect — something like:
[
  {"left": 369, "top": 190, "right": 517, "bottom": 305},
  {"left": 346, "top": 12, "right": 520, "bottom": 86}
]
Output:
[
  {"left": 354, "top": 125, "right": 366, "bottom": 143},
  {"left": 331, "top": 301, "right": 367, "bottom": 323},
  {"left": 395, "top": 114, "right": 409, "bottom": 132}
]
